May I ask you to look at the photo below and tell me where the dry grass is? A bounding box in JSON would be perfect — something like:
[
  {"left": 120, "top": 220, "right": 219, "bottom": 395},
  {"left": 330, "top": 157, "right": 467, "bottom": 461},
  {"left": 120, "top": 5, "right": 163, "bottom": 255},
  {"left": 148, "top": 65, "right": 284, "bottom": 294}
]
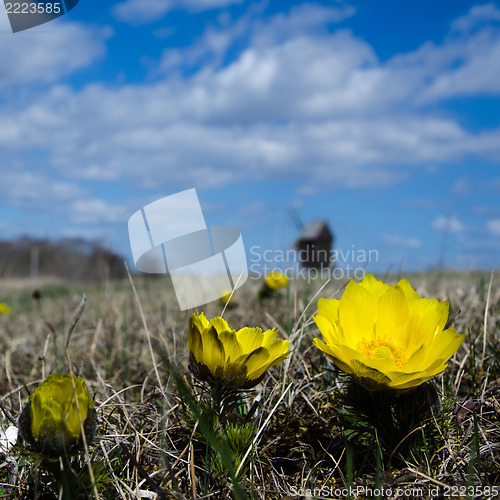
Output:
[{"left": 0, "top": 270, "right": 499, "bottom": 499}]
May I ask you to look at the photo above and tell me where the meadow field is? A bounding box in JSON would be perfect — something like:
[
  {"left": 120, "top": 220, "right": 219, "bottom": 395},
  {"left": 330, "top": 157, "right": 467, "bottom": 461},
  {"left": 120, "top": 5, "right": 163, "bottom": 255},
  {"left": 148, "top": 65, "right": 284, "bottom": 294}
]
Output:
[{"left": 0, "top": 270, "right": 499, "bottom": 499}]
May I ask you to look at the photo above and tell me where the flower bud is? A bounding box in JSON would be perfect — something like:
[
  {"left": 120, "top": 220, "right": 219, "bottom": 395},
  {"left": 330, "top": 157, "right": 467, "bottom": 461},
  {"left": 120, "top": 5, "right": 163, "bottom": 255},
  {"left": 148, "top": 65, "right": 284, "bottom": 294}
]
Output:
[{"left": 18, "top": 373, "right": 96, "bottom": 457}]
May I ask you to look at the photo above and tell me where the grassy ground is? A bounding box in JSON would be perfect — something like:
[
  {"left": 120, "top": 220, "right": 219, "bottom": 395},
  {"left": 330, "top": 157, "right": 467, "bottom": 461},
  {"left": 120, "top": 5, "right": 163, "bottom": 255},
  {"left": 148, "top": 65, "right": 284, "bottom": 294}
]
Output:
[{"left": 0, "top": 270, "right": 499, "bottom": 499}]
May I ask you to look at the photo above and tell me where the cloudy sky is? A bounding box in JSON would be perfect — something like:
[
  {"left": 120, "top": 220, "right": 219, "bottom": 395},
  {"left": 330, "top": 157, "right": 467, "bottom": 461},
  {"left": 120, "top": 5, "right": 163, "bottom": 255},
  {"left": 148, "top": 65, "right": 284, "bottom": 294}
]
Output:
[{"left": 1, "top": 0, "right": 500, "bottom": 274}]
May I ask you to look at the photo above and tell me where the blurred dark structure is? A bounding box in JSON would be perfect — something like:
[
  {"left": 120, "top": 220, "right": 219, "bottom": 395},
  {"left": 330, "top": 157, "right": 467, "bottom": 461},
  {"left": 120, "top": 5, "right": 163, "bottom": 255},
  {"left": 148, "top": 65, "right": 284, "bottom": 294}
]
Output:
[
  {"left": 0, "top": 237, "right": 127, "bottom": 282},
  {"left": 295, "top": 220, "right": 333, "bottom": 270}
]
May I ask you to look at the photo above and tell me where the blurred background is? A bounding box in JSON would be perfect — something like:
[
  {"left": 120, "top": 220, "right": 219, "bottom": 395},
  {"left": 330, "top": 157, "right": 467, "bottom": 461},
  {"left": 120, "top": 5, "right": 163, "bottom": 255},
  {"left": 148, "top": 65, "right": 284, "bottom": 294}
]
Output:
[{"left": 1, "top": 0, "right": 500, "bottom": 281}]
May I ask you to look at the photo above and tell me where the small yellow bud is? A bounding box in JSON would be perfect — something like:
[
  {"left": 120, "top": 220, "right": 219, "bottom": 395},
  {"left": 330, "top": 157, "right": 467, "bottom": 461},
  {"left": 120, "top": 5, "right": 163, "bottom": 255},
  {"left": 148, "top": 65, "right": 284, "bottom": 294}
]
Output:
[{"left": 18, "top": 373, "right": 96, "bottom": 457}]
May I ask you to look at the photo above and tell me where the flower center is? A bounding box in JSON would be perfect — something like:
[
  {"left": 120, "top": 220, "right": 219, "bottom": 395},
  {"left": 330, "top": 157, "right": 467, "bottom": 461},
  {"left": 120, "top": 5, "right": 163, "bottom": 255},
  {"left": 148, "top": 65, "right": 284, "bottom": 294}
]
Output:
[{"left": 356, "top": 337, "right": 407, "bottom": 369}]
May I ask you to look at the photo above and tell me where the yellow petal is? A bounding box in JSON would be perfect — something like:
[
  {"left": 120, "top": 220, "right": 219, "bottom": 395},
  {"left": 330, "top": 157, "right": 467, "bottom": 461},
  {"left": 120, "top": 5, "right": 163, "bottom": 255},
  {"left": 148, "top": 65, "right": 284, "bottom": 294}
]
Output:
[
  {"left": 312, "top": 337, "right": 337, "bottom": 359},
  {"left": 395, "top": 278, "right": 420, "bottom": 301},
  {"left": 209, "top": 316, "right": 231, "bottom": 335},
  {"left": 244, "top": 341, "right": 290, "bottom": 382},
  {"left": 389, "top": 360, "right": 449, "bottom": 389},
  {"left": 313, "top": 339, "right": 366, "bottom": 374},
  {"left": 317, "top": 297, "right": 340, "bottom": 322},
  {"left": 261, "top": 328, "right": 280, "bottom": 347},
  {"left": 317, "top": 353, "right": 355, "bottom": 377},
  {"left": 218, "top": 330, "right": 242, "bottom": 362},
  {"left": 375, "top": 285, "right": 409, "bottom": 343},
  {"left": 236, "top": 327, "right": 266, "bottom": 353},
  {"left": 401, "top": 344, "right": 426, "bottom": 372},
  {"left": 389, "top": 374, "right": 431, "bottom": 390},
  {"left": 405, "top": 298, "right": 449, "bottom": 347},
  {"left": 201, "top": 326, "right": 226, "bottom": 375},
  {"left": 314, "top": 314, "right": 340, "bottom": 345},
  {"left": 339, "top": 280, "right": 377, "bottom": 345},
  {"left": 359, "top": 273, "right": 389, "bottom": 298},
  {"left": 424, "top": 328, "right": 464, "bottom": 366},
  {"left": 242, "top": 347, "right": 271, "bottom": 381},
  {"left": 315, "top": 297, "right": 344, "bottom": 343},
  {"left": 264, "top": 338, "right": 291, "bottom": 365},
  {"left": 265, "top": 270, "right": 289, "bottom": 290},
  {"left": 191, "top": 311, "right": 209, "bottom": 331},
  {"left": 188, "top": 316, "right": 204, "bottom": 362},
  {"left": 350, "top": 360, "right": 393, "bottom": 390},
  {"left": 0, "top": 303, "right": 13, "bottom": 315}
]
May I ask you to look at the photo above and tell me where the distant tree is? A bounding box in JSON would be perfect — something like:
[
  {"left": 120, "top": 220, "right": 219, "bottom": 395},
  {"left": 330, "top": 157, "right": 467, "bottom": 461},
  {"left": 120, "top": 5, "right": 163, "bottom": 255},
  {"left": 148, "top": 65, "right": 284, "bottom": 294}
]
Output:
[{"left": 0, "top": 237, "right": 127, "bottom": 281}]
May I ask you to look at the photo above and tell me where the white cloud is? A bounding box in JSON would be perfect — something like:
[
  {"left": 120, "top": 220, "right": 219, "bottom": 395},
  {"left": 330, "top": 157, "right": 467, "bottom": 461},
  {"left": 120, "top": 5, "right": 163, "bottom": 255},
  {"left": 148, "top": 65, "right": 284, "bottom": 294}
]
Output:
[
  {"left": 0, "top": 168, "right": 130, "bottom": 236},
  {"left": 415, "top": 4, "right": 500, "bottom": 101},
  {"left": 418, "top": 35, "right": 500, "bottom": 100},
  {"left": 0, "top": 171, "right": 84, "bottom": 210},
  {"left": 200, "top": 33, "right": 381, "bottom": 120},
  {"left": 184, "top": 0, "right": 244, "bottom": 11},
  {"left": 5, "top": 77, "right": 482, "bottom": 194},
  {"left": 383, "top": 235, "right": 422, "bottom": 248},
  {"left": 451, "top": 3, "right": 500, "bottom": 33},
  {"left": 112, "top": 0, "right": 243, "bottom": 24},
  {"left": 0, "top": 21, "right": 109, "bottom": 89},
  {"left": 3, "top": 44, "right": 500, "bottom": 197},
  {"left": 112, "top": 0, "right": 174, "bottom": 24},
  {"left": 156, "top": 3, "right": 355, "bottom": 74},
  {"left": 250, "top": 3, "right": 356, "bottom": 47},
  {"left": 152, "top": 3, "right": 500, "bottom": 121},
  {"left": 432, "top": 215, "right": 464, "bottom": 233},
  {"left": 70, "top": 199, "right": 128, "bottom": 224},
  {"left": 3, "top": 1, "right": 500, "bottom": 204},
  {"left": 486, "top": 219, "right": 500, "bottom": 236}
]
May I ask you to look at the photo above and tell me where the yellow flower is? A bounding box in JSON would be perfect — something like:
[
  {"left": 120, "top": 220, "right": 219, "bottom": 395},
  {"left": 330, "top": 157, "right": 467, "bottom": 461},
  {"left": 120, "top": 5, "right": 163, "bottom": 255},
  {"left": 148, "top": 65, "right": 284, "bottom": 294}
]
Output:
[
  {"left": 264, "top": 270, "right": 289, "bottom": 291},
  {"left": 0, "top": 303, "right": 12, "bottom": 315},
  {"left": 220, "top": 289, "right": 234, "bottom": 305},
  {"left": 18, "top": 374, "right": 96, "bottom": 456},
  {"left": 188, "top": 312, "right": 291, "bottom": 389},
  {"left": 313, "top": 274, "right": 464, "bottom": 391}
]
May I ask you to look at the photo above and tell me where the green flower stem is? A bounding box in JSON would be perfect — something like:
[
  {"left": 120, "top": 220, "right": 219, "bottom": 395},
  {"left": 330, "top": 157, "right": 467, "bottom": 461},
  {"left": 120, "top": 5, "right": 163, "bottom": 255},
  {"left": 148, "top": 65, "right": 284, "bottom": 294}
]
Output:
[
  {"left": 211, "top": 381, "right": 224, "bottom": 419},
  {"left": 209, "top": 382, "right": 243, "bottom": 424},
  {"left": 342, "top": 380, "right": 441, "bottom": 453}
]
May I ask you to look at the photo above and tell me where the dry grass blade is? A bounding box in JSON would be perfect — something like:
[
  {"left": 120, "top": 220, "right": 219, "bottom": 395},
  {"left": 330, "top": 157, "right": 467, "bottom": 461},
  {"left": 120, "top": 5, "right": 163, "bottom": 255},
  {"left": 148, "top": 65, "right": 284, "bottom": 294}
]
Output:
[
  {"left": 189, "top": 442, "right": 196, "bottom": 500},
  {"left": 65, "top": 293, "right": 86, "bottom": 351},
  {"left": 235, "top": 382, "right": 293, "bottom": 478},
  {"left": 481, "top": 271, "right": 494, "bottom": 369},
  {"left": 124, "top": 260, "right": 165, "bottom": 397},
  {"left": 62, "top": 293, "right": 100, "bottom": 500},
  {"left": 221, "top": 271, "right": 246, "bottom": 318}
]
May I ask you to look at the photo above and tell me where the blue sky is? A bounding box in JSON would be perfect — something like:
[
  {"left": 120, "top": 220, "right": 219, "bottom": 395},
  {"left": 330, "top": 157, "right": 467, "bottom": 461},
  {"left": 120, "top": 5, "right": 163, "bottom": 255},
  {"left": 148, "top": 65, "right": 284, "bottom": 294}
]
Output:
[{"left": 1, "top": 0, "right": 500, "bottom": 275}]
